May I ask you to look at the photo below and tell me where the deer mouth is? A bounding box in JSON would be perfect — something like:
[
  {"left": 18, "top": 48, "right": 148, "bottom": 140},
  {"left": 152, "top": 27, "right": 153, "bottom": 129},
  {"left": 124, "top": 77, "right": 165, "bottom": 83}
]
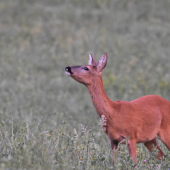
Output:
[{"left": 65, "top": 66, "right": 74, "bottom": 75}]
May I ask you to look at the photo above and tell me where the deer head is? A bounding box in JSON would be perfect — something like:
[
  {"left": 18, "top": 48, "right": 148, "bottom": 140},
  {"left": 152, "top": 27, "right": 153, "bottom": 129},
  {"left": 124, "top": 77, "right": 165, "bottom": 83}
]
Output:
[{"left": 65, "top": 53, "right": 107, "bottom": 86}]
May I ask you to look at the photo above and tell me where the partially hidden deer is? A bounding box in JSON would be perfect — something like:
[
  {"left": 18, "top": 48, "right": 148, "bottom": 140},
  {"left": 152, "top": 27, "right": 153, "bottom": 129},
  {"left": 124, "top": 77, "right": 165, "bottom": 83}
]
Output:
[{"left": 65, "top": 53, "right": 170, "bottom": 163}]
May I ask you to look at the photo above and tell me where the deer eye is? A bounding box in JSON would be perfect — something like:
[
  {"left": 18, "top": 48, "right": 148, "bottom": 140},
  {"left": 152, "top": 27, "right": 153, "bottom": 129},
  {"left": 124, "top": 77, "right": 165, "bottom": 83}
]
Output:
[{"left": 84, "top": 67, "right": 89, "bottom": 71}]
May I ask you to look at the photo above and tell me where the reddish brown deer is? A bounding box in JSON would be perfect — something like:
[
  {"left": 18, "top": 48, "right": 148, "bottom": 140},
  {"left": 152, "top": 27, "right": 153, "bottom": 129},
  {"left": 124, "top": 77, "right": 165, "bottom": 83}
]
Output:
[{"left": 65, "top": 53, "right": 170, "bottom": 163}]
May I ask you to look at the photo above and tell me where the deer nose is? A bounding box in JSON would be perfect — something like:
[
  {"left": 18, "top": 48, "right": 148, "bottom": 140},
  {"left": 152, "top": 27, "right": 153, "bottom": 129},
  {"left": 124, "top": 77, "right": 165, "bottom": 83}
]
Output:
[
  {"left": 65, "top": 66, "right": 71, "bottom": 72},
  {"left": 65, "top": 66, "right": 74, "bottom": 74}
]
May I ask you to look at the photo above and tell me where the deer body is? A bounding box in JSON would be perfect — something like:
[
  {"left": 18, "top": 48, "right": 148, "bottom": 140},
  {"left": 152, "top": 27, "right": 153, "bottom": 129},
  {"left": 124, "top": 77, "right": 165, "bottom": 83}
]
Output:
[{"left": 65, "top": 54, "right": 170, "bottom": 163}]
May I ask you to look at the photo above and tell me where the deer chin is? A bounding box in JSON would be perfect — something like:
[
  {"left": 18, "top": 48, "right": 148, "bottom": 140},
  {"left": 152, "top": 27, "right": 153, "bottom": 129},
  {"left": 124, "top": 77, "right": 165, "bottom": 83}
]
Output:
[{"left": 65, "top": 71, "right": 71, "bottom": 76}]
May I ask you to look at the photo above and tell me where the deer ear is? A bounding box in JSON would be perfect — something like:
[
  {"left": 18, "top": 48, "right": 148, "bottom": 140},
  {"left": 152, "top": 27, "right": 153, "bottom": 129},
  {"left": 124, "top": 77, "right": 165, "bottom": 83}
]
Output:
[
  {"left": 88, "top": 53, "right": 97, "bottom": 66},
  {"left": 97, "top": 53, "right": 107, "bottom": 72}
]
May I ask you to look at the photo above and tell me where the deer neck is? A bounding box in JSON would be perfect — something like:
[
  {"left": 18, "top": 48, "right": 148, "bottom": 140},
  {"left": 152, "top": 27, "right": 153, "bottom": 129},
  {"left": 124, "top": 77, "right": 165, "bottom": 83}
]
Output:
[{"left": 86, "top": 76, "right": 112, "bottom": 117}]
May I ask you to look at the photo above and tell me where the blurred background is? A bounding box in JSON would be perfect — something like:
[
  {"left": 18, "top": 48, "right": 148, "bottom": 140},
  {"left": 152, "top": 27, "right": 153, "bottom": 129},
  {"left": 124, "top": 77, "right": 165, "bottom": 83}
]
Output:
[{"left": 0, "top": 0, "right": 170, "bottom": 131}]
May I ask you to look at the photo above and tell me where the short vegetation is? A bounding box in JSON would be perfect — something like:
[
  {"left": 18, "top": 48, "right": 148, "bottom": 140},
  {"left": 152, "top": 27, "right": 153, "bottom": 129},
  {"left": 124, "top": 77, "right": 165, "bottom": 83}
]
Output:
[{"left": 0, "top": 0, "right": 170, "bottom": 169}]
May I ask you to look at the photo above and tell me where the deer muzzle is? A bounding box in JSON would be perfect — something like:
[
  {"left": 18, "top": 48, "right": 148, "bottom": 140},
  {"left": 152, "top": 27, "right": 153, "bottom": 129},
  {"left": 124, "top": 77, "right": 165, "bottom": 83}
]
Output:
[{"left": 65, "top": 66, "right": 74, "bottom": 75}]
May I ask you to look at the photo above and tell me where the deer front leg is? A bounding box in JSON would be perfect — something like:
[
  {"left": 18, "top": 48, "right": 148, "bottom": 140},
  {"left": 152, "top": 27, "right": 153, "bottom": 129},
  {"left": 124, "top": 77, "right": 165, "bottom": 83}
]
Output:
[
  {"left": 127, "top": 139, "right": 137, "bottom": 163},
  {"left": 111, "top": 140, "right": 118, "bottom": 164}
]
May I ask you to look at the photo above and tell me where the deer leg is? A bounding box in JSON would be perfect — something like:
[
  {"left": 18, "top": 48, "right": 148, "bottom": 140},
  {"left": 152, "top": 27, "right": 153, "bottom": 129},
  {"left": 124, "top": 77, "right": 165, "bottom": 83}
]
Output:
[
  {"left": 159, "top": 129, "right": 170, "bottom": 151},
  {"left": 144, "top": 138, "right": 164, "bottom": 160},
  {"left": 127, "top": 139, "right": 137, "bottom": 163},
  {"left": 111, "top": 140, "right": 119, "bottom": 163}
]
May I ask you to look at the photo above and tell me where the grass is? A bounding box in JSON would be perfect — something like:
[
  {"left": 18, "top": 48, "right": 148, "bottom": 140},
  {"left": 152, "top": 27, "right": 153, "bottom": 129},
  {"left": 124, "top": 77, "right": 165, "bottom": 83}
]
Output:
[
  {"left": 0, "top": 0, "right": 170, "bottom": 169},
  {"left": 0, "top": 117, "right": 170, "bottom": 169}
]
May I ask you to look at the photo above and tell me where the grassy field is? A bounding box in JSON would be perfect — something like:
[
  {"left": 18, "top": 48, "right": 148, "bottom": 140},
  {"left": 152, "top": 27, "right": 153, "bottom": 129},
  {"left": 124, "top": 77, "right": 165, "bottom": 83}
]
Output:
[{"left": 0, "top": 0, "right": 170, "bottom": 169}]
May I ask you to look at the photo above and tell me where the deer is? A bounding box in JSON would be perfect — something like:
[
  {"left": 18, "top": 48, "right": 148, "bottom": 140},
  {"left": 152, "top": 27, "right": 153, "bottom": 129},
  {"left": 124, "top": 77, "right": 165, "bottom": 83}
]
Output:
[{"left": 65, "top": 53, "right": 170, "bottom": 163}]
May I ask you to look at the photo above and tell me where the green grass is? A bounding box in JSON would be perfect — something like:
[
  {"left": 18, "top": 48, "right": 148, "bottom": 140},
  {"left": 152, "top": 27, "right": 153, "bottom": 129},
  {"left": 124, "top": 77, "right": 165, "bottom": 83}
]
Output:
[
  {"left": 0, "top": 0, "right": 170, "bottom": 169},
  {"left": 0, "top": 118, "right": 170, "bottom": 169}
]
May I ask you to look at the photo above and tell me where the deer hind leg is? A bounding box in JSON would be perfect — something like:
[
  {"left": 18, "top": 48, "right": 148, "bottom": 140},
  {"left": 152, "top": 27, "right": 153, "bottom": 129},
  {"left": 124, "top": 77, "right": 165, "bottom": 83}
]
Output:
[
  {"left": 127, "top": 139, "right": 137, "bottom": 163},
  {"left": 159, "top": 129, "right": 170, "bottom": 151},
  {"left": 144, "top": 138, "right": 164, "bottom": 160}
]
